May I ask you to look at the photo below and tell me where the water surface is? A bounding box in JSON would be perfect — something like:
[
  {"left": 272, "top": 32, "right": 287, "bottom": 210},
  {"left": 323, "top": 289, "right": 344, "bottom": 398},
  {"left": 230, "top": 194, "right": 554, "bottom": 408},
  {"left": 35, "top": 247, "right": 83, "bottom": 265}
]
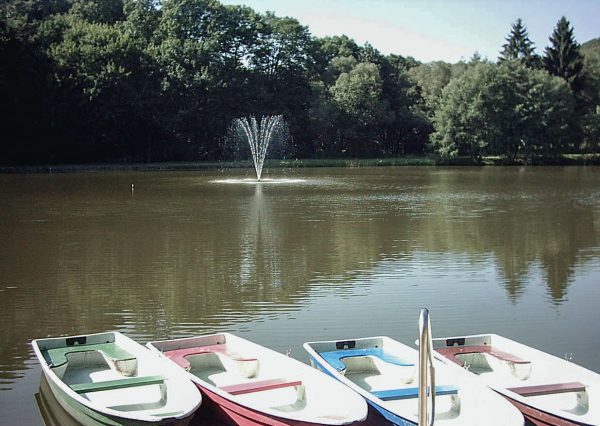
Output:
[{"left": 1, "top": 166, "right": 599, "bottom": 424}]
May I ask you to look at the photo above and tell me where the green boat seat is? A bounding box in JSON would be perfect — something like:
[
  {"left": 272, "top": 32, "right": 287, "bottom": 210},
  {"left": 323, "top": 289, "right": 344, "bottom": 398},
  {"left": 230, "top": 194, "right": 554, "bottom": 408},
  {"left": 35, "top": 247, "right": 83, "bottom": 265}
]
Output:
[
  {"left": 372, "top": 385, "right": 458, "bottom": 401},
  {"left": 320, "top": 348, "right": 413, "bottom": 372},
  {"left": 70, "top": 375, "right": 165, "bottom": 393},
  {"left": 44, "top": 343, "right": 135, "bottom": 368}
]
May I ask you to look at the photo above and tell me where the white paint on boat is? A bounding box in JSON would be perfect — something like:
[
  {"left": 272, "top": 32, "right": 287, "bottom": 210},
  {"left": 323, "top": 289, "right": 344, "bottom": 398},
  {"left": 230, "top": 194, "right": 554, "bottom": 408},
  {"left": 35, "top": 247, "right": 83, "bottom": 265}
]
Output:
[
  {"left": 304, "top": 336, "right": 524, "bottom": 425},
  {"left": 147, "top": 332, "right": 368, "bottom": 425},
  {"left": 31, "top": 331, "right": 201, "bottom": 425},
  {"left": 432, "top": 333, "right": 600, "bottom": 425}
]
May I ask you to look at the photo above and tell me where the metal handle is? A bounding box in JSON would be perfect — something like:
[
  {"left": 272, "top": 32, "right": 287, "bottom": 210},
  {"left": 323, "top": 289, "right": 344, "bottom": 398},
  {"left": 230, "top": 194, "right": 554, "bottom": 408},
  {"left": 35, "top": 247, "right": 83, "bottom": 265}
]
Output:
[{"left": 418, "top": 308, "right": 435, "bottom": 426}]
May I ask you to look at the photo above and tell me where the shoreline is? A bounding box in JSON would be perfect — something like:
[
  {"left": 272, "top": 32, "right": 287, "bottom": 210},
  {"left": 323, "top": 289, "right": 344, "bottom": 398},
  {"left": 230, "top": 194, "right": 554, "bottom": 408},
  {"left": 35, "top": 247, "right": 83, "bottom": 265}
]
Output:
[{"left": 1, "top": 154, "right": 599, "bottom": 174}]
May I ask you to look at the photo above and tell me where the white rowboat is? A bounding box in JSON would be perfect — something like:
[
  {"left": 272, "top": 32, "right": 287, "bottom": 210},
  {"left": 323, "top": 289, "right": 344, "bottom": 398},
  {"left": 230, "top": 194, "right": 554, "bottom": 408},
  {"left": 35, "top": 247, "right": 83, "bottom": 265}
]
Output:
[
  {"left": 147, "top": 332, "right": 369, "bottom": 425},
  {"left": 432, "top": 334, "right": 600, "bottom": 426},
  {"left": 31, "top": 331, "right": 201, "bottom": 425},
  {"left": 304, "top": 335, "right": 524, "bottom": 426}
]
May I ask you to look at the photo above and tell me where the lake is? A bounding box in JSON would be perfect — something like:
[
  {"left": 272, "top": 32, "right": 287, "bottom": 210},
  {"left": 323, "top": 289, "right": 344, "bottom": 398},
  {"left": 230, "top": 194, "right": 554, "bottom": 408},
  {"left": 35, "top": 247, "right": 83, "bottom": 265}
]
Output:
[{"left": 1, "top": 166, "right": 599, "bottom": 425}]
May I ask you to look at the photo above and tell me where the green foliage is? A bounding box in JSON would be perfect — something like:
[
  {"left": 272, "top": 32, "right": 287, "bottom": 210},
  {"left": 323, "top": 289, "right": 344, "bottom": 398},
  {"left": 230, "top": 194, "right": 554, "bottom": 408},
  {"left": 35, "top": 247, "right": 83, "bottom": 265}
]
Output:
[
  {"left": 582, "top": 107, "right": 600, "bottom": 152},
  {"left": 581, "top": 38, "right": 600, "bottom": 58},
  {"left": 0, "top": 1, "right": 597, "bottom": 165},
  {"left": 331, "top": 62, "right": 385, "bottom": 127},
  {"left": 408, "top": 61, "right": 453, "bottom": 117},
  {"left": 329, "top": 62, "right": 389, "bottom": 155},
  {"left": 432, "top": 62, "right": 576, "bottom": 161}
]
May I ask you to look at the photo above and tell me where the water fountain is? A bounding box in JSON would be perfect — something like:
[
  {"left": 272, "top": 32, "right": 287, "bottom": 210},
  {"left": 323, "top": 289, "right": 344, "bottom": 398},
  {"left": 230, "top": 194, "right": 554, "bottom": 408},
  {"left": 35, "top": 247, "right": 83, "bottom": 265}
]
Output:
[
  {"left": 212, "top": 115, "right": 305, "bottom": 184},
  {"left": 233, "top": 115, "right": 284, "bottom": 181}
]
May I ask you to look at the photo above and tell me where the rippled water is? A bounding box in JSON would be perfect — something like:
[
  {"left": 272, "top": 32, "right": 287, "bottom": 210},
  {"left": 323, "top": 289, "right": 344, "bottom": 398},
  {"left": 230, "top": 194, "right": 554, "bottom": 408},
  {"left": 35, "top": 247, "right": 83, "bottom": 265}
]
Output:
[{"left": 1, "top": 166, "right": 599, "bottom": 424}]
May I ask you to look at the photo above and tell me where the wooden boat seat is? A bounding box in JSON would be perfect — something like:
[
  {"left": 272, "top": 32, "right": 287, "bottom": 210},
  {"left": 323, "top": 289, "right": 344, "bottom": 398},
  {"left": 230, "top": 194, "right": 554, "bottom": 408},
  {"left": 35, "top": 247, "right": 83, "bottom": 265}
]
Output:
[
  {"left": 43, "top": 343, "right": 135, "bottom": 368},
  {"left": 219, "top": 378, "right": 302, "bottom": 395},
  {"left": 164, "top": 344, "right": 257, "bottom": 370},
  {"left": 70, "top": 375, "right": 165, "bottom": 394},
  {"left": 372, "top": 385, "right": 458, "bottom": 401},
  {"left": 507, "top": 381, "right": 586, "bottom": 397},
  {"left": 436, "top": 345, "right": 530, "bottom": 368},
  {"left": 320, "top": 348, "right": 413, "bottom": 372}
]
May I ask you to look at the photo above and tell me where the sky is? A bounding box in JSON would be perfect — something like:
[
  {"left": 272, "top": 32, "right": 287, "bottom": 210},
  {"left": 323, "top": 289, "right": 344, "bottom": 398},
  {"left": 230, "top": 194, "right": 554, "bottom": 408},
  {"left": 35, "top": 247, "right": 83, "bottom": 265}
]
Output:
[{"left": 220, "top": 0, "right": 600, "bottom": 63}]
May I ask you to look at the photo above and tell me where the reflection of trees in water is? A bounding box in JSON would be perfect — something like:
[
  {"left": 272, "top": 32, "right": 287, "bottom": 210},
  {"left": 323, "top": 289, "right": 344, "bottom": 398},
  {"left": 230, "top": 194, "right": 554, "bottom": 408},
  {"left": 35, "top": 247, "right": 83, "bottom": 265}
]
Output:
[
  {"left": 415, "top": 169, "right": 598, "bottom": 304},
  {"left": 0, "top": 169, "right": 598, "bottom": 385}
]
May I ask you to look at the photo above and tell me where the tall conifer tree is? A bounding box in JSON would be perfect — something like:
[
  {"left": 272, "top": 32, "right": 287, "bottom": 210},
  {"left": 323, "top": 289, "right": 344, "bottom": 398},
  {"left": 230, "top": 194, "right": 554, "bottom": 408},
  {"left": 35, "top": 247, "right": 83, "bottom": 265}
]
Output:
[
  {"left": 544, "top": 16, "right": 585, "bottom": 95},
  {"left": 499, "top": 19, "right": 538, "bottom": 67}
]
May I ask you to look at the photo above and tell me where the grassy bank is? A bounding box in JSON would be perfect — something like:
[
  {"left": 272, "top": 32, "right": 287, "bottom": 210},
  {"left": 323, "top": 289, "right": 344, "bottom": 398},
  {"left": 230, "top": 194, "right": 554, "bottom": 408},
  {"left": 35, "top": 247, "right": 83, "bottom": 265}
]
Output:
[
  {"left": 1, "top": 154, "right": 599, "bottom": 173},
  {"left": 0, "top": 156, "right": 437, "bottom": 173}
]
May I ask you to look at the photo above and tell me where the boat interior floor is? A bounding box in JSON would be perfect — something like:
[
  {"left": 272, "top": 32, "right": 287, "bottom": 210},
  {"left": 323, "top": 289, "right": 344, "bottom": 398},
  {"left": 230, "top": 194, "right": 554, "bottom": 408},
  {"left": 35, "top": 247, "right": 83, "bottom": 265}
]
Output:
[
  {"left": 189, "top": 354, "right": 307, "bottom": 413},
  {"left": 58, "top": 353, "right": 168, "bottom": 414}
]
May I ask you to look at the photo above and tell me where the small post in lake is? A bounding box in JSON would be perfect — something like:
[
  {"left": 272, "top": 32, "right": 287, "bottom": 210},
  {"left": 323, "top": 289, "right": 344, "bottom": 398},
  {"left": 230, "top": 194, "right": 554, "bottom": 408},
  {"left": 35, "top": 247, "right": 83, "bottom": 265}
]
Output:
[{"left": 233, "top": 115, "right": 285, "bottom": 181}]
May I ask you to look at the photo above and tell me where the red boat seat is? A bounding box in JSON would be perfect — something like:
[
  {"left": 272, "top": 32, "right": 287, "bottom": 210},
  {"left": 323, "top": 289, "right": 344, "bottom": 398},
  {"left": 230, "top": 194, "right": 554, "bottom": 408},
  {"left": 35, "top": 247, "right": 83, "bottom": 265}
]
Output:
[
  {"left": 219, "top": 378, "right": 302, "bottom": 395},
  {"left": 507, "top": 381, "right": 586, "bottom": 397},
  {"left": 436, "top": 345, "right": 529, "bottom": 368},
  {"left": 164, "top": 344, "right": 257, "bottom": 370}
]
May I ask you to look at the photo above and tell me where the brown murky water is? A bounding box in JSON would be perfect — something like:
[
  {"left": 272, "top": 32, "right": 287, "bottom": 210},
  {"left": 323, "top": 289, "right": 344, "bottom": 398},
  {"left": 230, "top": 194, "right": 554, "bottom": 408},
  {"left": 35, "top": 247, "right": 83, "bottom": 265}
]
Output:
[{"left": 1, "top": 166, "right": 599, "bottom": 425}]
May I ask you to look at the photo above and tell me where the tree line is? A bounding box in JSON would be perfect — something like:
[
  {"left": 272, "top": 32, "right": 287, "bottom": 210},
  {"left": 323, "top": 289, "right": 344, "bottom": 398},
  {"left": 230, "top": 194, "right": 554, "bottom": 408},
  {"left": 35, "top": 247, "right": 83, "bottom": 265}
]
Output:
[{"left": 1, "top": 0, "right": 599, "bottom": 166}]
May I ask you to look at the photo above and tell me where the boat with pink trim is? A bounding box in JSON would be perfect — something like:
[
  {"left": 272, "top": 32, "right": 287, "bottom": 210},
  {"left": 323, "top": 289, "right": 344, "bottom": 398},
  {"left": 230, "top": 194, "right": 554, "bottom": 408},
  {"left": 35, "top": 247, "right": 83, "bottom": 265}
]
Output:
[
  {"left": 432, "top": 334, "right": 600, "bottom": 426},
  {"left": 146, "top": 333, "right": 368, "bottom": 426}
]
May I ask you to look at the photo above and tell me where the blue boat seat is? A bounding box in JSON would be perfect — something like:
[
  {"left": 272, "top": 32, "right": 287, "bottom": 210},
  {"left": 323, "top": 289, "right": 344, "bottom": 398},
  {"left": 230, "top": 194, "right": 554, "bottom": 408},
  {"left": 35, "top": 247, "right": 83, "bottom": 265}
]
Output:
[
  {"left": 320, "top": 348, "right": 413, "bottom": 372},
  {"left": 372, "top": 385, "right": 458, "bottom": 401}
]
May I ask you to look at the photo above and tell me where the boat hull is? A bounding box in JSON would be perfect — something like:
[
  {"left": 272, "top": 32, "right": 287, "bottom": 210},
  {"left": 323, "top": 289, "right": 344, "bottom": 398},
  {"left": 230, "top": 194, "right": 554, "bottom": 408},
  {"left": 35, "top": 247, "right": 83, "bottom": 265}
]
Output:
[
  {"left": 41, "top": 370, "right": 192, "bottom": 426},
  {"left": 193, "top": 382, "right": 350, "bottom": 426},
  {"left": 36, "top": 373, "right": 96, "bottom": 426},
  {"left": 503, "top": 395, "right": 588, "bottom": 426}
]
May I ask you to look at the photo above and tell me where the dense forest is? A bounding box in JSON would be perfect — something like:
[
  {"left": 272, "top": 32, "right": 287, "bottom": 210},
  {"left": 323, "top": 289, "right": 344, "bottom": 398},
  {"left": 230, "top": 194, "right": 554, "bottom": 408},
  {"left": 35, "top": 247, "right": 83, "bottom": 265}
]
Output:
[{"left": 1, "top": 0, "right": 599, "bottom": 166}]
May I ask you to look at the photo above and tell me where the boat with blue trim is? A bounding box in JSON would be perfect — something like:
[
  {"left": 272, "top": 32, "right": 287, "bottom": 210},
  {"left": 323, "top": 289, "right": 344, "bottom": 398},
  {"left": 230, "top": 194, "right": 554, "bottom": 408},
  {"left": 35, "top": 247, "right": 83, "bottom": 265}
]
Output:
[{"left": 304, "top": 335, "right": 523, "bottom": 425}]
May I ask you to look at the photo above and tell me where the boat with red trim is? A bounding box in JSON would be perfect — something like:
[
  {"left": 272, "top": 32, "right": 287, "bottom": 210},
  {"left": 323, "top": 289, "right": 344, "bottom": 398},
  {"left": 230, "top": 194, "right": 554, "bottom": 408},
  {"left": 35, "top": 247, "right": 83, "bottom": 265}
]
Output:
[
  {"left": 432, "top": 334, "right": 600, "bottom": 426},
  {"left": 146, "top": 333, "right": 368, "bottom": 426}
]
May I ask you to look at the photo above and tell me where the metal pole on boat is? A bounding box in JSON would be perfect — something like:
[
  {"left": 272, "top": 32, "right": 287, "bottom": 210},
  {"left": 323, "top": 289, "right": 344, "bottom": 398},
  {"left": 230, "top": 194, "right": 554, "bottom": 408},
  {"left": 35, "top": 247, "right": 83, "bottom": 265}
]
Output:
[{"left": 418, "top": 308, "right": 436, "bottom": 426}]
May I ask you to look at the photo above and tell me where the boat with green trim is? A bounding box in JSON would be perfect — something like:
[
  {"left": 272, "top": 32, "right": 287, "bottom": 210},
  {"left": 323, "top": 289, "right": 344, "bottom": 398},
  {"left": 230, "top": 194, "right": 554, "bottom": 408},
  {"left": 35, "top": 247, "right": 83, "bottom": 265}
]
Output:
[{"left": 31, "top": 331, "right": 202, "bottom": 425}]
